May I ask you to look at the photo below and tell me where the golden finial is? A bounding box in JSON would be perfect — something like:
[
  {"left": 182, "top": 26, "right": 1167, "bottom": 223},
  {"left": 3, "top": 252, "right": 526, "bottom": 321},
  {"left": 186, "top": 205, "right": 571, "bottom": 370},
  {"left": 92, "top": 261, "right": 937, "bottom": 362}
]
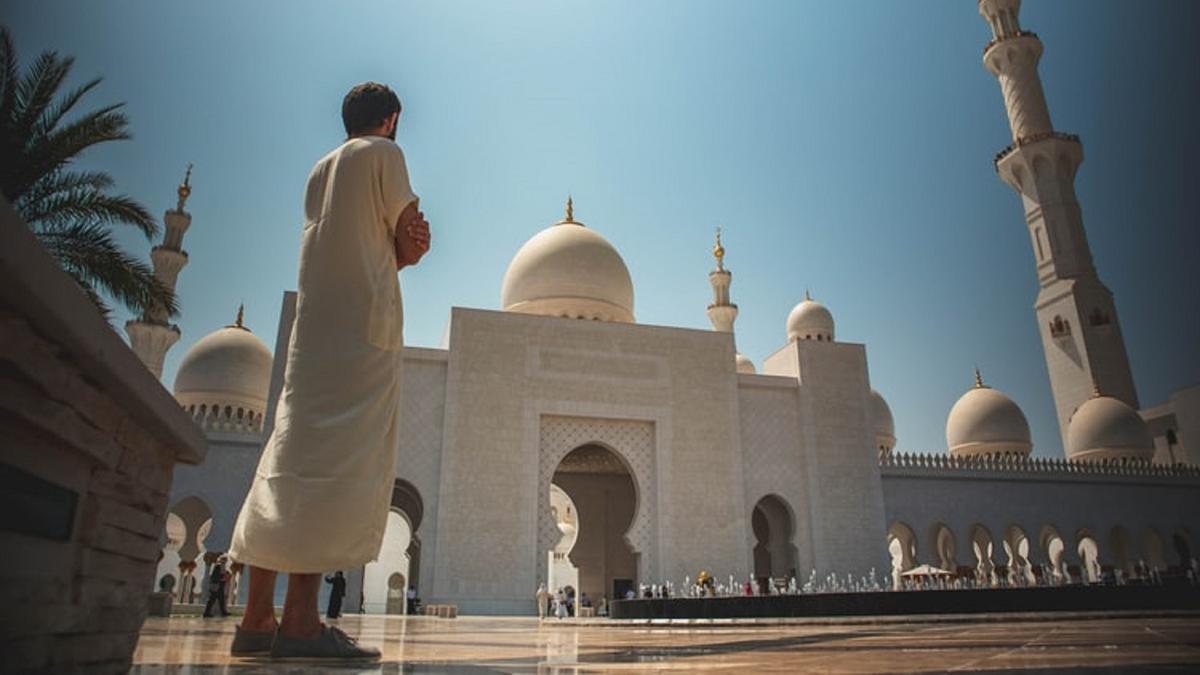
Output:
[
  {"left": 974, "top": 366, "right": 985, "bottom": 389},
  {"left": 805, "top": 288, "right": 812, "bottom": 302},
  {"left": 1091, "top": 379, "right": 1102, "bottom": 398},
  {"left": 228, "top": 303, "right": 248, "bottom": 331},
  {"left": 565, "top": 195, "right": 574, "bottom": 223},
  {"left": 713, "top": 227, "right": 725, "bottom": 271},
  {"left": 176, "top": 163, "right": 193, "bottom": 211}
]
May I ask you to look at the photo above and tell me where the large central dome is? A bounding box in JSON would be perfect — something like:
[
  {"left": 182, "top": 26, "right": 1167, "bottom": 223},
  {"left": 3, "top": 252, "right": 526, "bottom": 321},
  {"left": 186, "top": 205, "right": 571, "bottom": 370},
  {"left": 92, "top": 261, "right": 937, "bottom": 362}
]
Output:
[{"left": 501, "top": 199, "right": 635, "bottom": 323}]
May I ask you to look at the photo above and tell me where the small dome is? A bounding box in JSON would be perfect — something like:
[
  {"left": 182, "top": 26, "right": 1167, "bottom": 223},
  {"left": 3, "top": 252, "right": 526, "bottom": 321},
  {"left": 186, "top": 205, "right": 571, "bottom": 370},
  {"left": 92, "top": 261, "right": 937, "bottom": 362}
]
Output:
[
  {"left": 787, "top": 291, "right": 834, "bottom": 342},
  {"left": 174, "top": 309, "right": 273, "bottom": 429},
  {"left": 870, "top": 389, "right": 896, "bottom": 453},
  {"left": 501, "top": 199, "right": 634, "bottom": 323},
  {"left": 946, "top": 371, "right": 1032, "bottom": 458},
  {"left": 1066, "top": 393, "right": 1153, "bottom": 463},
  {"left": 735, "top": 352, "right": 756, "bottom": 374}
]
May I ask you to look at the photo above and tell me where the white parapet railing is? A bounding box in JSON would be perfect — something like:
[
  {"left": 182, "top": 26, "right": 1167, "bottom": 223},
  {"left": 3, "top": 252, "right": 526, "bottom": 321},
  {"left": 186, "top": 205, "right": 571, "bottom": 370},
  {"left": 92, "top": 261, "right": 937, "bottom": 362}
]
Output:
[{"left": 880, "top": 450, "right": 1200, "bottom": 480}]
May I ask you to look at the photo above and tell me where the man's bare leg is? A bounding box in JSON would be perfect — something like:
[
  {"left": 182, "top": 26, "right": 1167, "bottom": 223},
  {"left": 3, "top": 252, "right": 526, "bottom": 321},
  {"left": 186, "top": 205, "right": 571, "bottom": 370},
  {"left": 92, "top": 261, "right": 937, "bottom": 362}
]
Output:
[
  {"left": 278, "top": 573, "right": 322, "bottom": 639},
  {"left": 239, "top": 566, "right": 279, "bottom": 633}
]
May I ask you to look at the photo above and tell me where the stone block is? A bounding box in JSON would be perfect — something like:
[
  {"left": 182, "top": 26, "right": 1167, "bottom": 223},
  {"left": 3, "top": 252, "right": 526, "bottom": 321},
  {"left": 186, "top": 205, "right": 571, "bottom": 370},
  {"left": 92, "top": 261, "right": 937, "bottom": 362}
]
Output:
[
  {"left": 0, "top": 635, "right": 51, "bottom": 672},
  {"left": 79, "top": 547, "right": 154, "bottom": 585},
  {"left": 0, "top": 314, "right": 127, "bottom": 436},
  {"left": 147, "top": 591, "right": 174, "bottom": 617},
  {"left": 84, "top": 493, "right": 160, "bottom": 539},
  {"left": 50, "top": 632, "right": 136, "bottom": 672},
  {"left": 75, "top": 577, "right": 136, "bottom": 608},
  {"left": 91, "top": 522, "right": 160, "bottom": 562},
  {"left": 89, "top": 468, "right": 166, "bottom": 511},
  {"left": 0, "top": 375, "right": 123, "bottom": 467}
]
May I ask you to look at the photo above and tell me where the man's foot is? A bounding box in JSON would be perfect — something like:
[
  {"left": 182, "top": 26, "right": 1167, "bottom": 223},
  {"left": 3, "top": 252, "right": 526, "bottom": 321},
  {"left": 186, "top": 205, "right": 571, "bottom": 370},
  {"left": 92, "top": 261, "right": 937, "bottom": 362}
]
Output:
[
  {"left": 270, "top": 625, "right": 380, "bottom": 661},
  {"left": 230, "top": 625, "right": 275, "bottom": 657}
]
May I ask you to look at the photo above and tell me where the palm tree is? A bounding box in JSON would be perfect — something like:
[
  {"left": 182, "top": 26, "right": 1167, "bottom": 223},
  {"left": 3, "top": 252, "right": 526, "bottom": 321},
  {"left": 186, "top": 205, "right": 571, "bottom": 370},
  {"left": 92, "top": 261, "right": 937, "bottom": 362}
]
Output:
[{"left": 0, "top": 26, "right": 176, "bottom": 319}]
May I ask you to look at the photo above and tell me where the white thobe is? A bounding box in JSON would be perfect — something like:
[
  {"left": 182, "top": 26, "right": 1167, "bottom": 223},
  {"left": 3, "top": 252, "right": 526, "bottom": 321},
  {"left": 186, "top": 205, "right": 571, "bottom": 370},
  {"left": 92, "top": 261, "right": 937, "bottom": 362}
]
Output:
[{"left": 229, "top": 136, "right": 417, "bottom": 573}]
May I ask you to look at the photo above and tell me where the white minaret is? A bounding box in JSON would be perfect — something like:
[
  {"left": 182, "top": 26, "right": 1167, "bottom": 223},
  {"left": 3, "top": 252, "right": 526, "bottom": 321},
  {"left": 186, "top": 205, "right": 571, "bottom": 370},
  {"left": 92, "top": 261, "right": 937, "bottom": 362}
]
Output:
[
  {"left": 980, "top": 0, "right": 1138, "bottom": 450},
  {"left": 708, "top": 228, "right": 755, "bottom": 373},
  {"left": 126, "top": 165, "right": 193, "bottom": 379},
  {"left": 707, "top": 228, "right": 737, "bottom": 332}
]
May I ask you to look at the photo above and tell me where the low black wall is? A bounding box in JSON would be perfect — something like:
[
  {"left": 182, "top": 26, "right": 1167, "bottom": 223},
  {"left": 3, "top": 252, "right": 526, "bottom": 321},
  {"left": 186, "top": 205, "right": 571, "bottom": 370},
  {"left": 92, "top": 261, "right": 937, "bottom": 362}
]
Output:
[{"left": 610, "top": 584, "right": 1200, "bottom": 619}]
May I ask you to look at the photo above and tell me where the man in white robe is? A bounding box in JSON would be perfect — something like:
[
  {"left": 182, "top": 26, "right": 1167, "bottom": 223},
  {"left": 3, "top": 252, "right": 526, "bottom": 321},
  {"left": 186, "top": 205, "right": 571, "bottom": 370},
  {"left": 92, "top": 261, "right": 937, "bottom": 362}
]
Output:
[{"left": 227, "top": 82, "right": 430, "bottom": 660}]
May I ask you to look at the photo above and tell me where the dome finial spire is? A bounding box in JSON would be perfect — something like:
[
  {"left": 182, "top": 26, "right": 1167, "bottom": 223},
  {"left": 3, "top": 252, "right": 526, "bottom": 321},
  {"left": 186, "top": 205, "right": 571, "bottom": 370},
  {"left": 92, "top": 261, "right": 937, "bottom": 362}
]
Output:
[
  {"left": 236, "top": 303, "right": 244, "bottom": 329},
  {"left": 713, "top": 227, "right": 725, "bottom": 271},
  {"left": 974, "top": 366, "right": 986, "bottom": 389},
  {"left": 565, "top": 194, "right": 574, "bottom": 223},
  {"left": 176, "top": 163, "right": 193, "bottom": 211},
  {"left": 805, "top": 287, "right": 812, "bottom": 302},
  {"left": 1091, "top": 378, "right": 1102, "bottom": 398}
]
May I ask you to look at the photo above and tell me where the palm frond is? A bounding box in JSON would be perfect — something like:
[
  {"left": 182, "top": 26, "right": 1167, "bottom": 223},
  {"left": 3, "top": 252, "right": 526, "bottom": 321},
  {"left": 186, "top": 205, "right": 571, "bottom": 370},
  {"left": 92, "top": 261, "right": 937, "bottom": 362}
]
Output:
[
  {"left": 33, "top": 76, "right": 101, "bottom": 138},
  {"left": 16, "top": 168, "right": 156, "bottom": 238},
  {"left": 9, "top": 103, "right": 128, "bottom": 199},
  {"left": 0, "top": 27, "right": 17, "bottom": 126},
  {"left": 58, "top": 262, "right": 113, "bottom": 319},
  {"left": 14, "top": 50, "right": 73, "bottom": 142},
  {"left": 1, "top": 25, "right": 170, "bottom": 321},
  {"left": 36, "top": 221, "right": 178, "bottom": 318}
]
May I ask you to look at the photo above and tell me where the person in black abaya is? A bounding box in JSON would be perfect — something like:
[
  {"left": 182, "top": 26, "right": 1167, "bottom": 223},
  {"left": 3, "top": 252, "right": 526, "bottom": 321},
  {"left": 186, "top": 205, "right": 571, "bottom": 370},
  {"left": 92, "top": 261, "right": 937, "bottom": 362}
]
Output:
[{"left": 324, "top": 571, "right": 347, "bottom": 619}]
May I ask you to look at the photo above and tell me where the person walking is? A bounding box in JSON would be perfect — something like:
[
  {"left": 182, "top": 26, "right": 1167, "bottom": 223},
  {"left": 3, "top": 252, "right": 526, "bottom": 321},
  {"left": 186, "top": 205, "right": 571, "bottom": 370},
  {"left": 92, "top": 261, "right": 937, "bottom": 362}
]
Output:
[
  {"left": 324, "top": 571, "right": 346, "bottom": 619},
  {"left": 203, "top": 558, "right": 230, "bottom": 618},
  {"left": 227, "top": 81, "right": 431, "bottom": 661}
]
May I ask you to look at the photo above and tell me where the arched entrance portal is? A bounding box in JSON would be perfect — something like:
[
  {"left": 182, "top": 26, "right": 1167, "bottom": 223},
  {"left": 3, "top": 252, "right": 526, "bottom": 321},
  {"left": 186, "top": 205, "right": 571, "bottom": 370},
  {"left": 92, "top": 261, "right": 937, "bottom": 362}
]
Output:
[
  {"left": 550, "top": 444, "right": 638, "bottom": 608},
  {"left": 752, "top": 495, "right": 798, "bottom": 593},
  {"left": 386, "top": 573, "right": 407, "bottom": 615},
  {"left": 363, "top": 510, "right": 412, "bottom": 614},
  {"left": 162, "top": 496, "right": 213, "bottom": 604}
]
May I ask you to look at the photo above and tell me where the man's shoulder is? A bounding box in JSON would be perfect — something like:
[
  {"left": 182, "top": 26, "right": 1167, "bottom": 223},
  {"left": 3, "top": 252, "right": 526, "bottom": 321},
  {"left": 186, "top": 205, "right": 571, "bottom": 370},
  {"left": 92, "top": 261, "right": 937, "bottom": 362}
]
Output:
[{"left": 335, "top": 136, "right": 405, "bottom": 163}]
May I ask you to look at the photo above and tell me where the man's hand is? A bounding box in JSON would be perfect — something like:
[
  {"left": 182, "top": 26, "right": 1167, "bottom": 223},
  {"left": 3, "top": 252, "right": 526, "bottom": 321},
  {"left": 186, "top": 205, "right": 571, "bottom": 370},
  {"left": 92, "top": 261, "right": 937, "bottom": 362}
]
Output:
[{"left": 395, "top": 201, "right": 431, "bottom": 269}]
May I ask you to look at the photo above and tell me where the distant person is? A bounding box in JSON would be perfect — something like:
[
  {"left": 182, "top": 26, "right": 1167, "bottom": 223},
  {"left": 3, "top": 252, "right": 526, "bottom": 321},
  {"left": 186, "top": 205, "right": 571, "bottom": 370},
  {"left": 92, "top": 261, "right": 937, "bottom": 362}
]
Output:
[
  {"left": 227, "top": 81, "right": 431, "bottom": 661},
  {"left": 407, "top": 585, "right": 419, "bottom": 615},
  {"left": 324, "top": 571, "right": 346, "bottom": 619},
  {"left": 535, "top": 584, "right": 550, "bottom": 619},
  {"left": 203, "top": 559, "right": 230, "bottom": 618},
  {"left": 555, "top": 589, "right": 568, "bottom": 619},
  {"left": 580, "top": 592, "right": 592, "bottom": 608}
]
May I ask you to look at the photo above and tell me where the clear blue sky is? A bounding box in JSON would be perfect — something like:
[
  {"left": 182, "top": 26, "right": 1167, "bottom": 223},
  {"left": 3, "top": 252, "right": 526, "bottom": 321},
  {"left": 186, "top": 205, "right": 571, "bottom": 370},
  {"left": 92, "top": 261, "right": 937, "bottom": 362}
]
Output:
[{"left": 6, "top": 1, "right": 1198, "bottom": 456}]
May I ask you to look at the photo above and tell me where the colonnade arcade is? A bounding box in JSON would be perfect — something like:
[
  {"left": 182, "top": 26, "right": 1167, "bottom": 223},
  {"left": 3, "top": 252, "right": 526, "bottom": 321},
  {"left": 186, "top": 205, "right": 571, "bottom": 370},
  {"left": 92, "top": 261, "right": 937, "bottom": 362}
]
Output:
[
  {"left": 887, "top": 520, "right": 1195, "bottom": 588},
  {"left": 154, "top": 496, "right": 229, "bottom": 604}
]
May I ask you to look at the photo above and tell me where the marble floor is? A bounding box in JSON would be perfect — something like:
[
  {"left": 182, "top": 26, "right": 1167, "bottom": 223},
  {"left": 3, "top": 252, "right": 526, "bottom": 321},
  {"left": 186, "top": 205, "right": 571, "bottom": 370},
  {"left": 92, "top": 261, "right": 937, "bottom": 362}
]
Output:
[{"left": 132, "top": 613, "right": 1200, "bottom": 673}]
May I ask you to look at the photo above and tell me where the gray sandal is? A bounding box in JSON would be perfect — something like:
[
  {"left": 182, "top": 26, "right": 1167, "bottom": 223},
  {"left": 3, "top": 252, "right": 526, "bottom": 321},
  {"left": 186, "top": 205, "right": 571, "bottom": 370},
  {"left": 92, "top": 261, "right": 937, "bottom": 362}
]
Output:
[
  {"left": 270, "top": 625, "right": 380, "bottom": 661},
  {"left": 230, "top": 625, "right": 275, "bottom": 656}
]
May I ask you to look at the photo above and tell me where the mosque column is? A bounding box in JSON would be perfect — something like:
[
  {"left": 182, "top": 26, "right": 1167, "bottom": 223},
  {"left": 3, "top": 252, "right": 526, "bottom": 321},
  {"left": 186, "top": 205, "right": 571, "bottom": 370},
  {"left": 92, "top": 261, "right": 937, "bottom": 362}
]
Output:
[
  {"left": 126, "top": 165, "right": 194, "bottom": 379},
  {"left": 980, "top": 0, "right": 1138, "bottom": 450}
]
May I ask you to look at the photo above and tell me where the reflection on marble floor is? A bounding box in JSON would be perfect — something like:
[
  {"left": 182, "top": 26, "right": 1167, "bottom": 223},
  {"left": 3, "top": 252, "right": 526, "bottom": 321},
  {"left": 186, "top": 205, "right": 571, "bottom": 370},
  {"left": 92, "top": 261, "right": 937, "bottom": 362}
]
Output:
[{"left": 132, "top": 613, "right": 1200, "bottom": 673}]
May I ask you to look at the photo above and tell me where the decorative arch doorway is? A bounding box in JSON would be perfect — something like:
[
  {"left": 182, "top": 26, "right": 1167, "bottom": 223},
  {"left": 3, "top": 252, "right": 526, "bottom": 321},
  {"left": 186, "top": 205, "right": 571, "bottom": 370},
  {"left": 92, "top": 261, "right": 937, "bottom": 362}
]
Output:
[
  {"left": 386, "top": 573, "right": 407, "bottom": 615},
  {"left": 887, "top": 522, "right": 918, "bottom": 590},
  {"left": 549, "top": 443, "right": 638, "bottom": 607},
  {"left": 363, "top": 510, "right": 412, "bottom": 614},
  {"left": 751, "top": 495, "right": 798, "bottom": 592},
  {"left": 538, "top": 416, "right": 657, "bottom": 604},
  {"left": 164, "top": 496, "right": 213, "bottom": 603}
]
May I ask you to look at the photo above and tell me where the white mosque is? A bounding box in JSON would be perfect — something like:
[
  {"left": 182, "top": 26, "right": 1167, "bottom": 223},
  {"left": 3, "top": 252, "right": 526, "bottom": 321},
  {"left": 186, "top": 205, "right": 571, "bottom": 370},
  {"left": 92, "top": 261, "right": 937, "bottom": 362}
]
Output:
[{"left": 139, "top": 0, "right": 1200, "bottom": 614}]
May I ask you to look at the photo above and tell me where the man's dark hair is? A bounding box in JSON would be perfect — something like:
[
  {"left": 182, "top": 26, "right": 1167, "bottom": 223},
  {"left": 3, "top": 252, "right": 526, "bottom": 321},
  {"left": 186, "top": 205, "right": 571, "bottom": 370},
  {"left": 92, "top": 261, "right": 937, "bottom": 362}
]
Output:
[{"left": 342, "top": 82, "right": 402, "bottom": 137}]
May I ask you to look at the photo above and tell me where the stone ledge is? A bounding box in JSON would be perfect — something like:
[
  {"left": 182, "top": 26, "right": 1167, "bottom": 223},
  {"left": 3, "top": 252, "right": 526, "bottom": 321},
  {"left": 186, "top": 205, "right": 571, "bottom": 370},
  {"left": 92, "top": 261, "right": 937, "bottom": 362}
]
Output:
[{"left": 0, "top": 197, "right": 205, "bottom": 465}]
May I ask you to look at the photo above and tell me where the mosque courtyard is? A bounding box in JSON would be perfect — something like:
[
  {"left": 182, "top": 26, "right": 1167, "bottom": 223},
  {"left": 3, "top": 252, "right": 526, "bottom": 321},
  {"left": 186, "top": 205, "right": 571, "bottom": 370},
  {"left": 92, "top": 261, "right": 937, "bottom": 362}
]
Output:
[{"left": 131, "top": 612, "right": 1200, "bottom": 673}]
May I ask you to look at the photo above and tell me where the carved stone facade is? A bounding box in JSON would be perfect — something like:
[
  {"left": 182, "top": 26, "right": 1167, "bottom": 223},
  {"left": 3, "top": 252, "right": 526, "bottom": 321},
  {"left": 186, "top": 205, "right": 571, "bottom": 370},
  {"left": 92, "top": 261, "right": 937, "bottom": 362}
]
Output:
[{"left": 537, "top": 415, "right": 657, "bottom": 585}]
